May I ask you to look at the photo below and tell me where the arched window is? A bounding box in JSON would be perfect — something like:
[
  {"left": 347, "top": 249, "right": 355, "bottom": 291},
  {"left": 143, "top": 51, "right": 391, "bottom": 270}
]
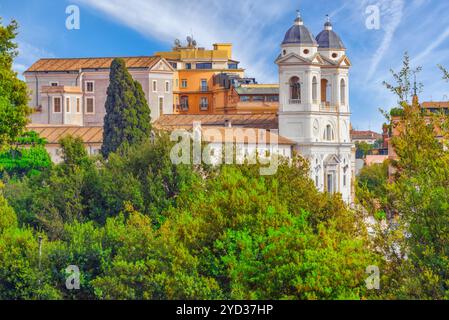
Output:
[
  {"left": 321, "top": 79, "right": 331, "bottom": 105},
  {"left": 324, "top": 124, "right": 334, "bottom": 141},
  {"left": 312, "top": 76, "right": 318, "bottom": 103},
  {"left": 289, "top": 76, "right": 301, "bottom": 102},
  {"left": 340, "top": 79, "right": 346, "bottom": 105}
]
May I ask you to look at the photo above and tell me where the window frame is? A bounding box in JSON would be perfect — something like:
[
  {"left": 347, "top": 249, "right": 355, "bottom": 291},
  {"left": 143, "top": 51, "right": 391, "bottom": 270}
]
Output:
[
  {"left": 85, "top": 81, "right": 95, "bottom": 93},
  {"left": 158, "top": 96, "right": 164, "bottom": 115},
  {"left": 53, "top": 96, "right": 62, "bottom": 113},
  {"left": 76, "top": 97, "right": 81, "bottom": 114},
  {"left": 66, "top": 97, "right": 71, "bottom": 113},
  {"left": 85, "top": 97, "right": 95, "bottom": 115},
  {"left": 152, "top": 80, "right": 158, "bottom": 93},
  {"left": 165, "top": 80, "right": 170, "bottom": 93},
  {"left": 200, "top": 97, "right": 209, "bottom": 110}
]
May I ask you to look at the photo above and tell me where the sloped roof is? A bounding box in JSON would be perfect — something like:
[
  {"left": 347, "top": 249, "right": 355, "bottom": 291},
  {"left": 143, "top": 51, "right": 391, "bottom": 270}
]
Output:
[
  {"left": 422, "top": 101, "right": 449, "bottom": 109},
  {"left": 200, "top": 127, "right": 295, "bottom": 145},
  {"left": 283, "top": 24, "right": 318, "bottom": 45},
  {"left": 236, "top": 84, "right": 279, "bottom": 95},
  {"left": 350, "top": 130, "right": 382, "bottom": 140},
  {"left": 154, "top": 114, "right": 278, "bottom": 131},
  {"left": 316, "top": 29, "right": 345, "bottom": 49},
  {"left": 27, "top": 125, "right": 103, "bottom": 144},
  {"left": 26, "top": 56, "right": 161, "bottom": 72}
]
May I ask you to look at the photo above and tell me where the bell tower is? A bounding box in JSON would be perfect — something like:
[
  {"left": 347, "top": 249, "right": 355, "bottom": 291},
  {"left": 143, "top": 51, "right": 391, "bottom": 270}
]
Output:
[{"left": 276, "top": 13, "right": 354, "bottom": 203}]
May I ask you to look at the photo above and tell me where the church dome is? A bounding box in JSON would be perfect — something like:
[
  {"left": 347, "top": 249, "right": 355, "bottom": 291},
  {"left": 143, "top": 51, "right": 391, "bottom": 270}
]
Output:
[
  {"left": 282, "top": 12, "right": 317, "bottom": 46},
  {"left": 315, "top": 18, "right": 345, "bottom": 49}
]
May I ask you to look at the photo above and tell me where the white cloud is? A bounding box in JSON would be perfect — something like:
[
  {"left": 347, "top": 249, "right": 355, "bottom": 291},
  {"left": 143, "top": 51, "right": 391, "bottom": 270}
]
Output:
[{"left": 76, "top": 0, "right": 292, "bottom": 82}]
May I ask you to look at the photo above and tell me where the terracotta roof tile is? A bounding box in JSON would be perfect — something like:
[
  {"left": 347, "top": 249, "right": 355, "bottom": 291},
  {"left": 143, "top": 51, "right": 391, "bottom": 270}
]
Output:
[
  {"left": 154, "top": 113, "right": 278, "bottom": 131},
  {"left": 26, "top": 56, "right": 161, "bottom": 72},
  {"left": 27, "top": 125, "right": 103, "bottom": 144}
]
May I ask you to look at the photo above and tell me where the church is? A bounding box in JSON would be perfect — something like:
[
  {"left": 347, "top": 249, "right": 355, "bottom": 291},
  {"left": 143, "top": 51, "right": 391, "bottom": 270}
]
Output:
[{"left": 276, "top": 12, "right": 354, "bottom": 203}]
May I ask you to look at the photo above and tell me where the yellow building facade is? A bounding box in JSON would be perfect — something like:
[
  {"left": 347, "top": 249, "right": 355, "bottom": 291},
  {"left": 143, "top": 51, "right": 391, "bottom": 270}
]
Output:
[{"left": 156, "top": 40, "right": 245, "bottom": 114}]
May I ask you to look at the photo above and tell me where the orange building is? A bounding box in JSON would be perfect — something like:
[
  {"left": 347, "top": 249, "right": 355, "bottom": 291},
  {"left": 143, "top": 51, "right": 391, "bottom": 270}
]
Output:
[{"left": 155, "top": 38, "right": 245, "bottom": 114}]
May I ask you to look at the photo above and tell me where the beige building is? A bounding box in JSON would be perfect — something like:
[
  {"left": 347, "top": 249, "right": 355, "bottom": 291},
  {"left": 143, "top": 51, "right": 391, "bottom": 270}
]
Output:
[
  {"left": 24, "top": 56, "right": 175, "bottom": 126},
  {"left": 27, "top": 124, "right": 103, "bottom": 163}
]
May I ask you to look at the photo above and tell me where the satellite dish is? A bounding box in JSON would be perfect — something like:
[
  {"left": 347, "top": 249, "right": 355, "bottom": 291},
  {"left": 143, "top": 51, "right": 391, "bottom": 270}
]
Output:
[
  {"left": 187, "top": 36, "right": 192, "bottom": 44},
  {"left": 174, "top": 39, "right": 181, "bottom": 47},
  {"left": 192, "top": 40, "right": 197, "bottom": 47}
]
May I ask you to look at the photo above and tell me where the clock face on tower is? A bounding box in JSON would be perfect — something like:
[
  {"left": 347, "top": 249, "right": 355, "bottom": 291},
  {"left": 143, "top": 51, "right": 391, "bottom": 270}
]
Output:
[{"left": 313, "top": 119, "right": 319, "bottom": 136}]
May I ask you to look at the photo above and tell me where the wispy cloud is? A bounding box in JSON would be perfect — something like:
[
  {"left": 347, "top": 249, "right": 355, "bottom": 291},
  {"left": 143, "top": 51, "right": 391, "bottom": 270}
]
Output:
[
  {"left": 365, "top": 0, "right": 404, "bottom": 81},
  {"left": 14, "top": 41, "right": 54, "bottom": 76},
  {"left": 75, "top": 0, "right": 292, "bottom": 82}
]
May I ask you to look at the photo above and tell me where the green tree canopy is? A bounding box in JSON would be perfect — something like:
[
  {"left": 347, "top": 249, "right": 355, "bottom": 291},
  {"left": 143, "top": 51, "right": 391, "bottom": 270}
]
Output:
[
  {"left": 0, "top": 19, "right": 31, "bottom": 151},
  {"left": 101, "top": 58, "right": 152, "bottom": 158}
]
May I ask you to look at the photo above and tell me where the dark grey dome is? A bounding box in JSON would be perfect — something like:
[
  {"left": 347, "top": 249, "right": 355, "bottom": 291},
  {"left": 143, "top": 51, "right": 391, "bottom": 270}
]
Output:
[
  {"left": 316, "top": 28, "right": 345, "bottom": 49},
  {"left": 282, "top": 16, "right": 317, "bottom": 45}
]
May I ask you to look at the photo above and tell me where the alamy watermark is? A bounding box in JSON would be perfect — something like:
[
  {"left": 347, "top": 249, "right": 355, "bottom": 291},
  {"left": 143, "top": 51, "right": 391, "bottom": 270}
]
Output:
[
  {"left": 66, "top": 5, "right": 80, "bottom": 30},
  {"left": 65, "top": 265, "right": 81, "bottom": 290},
  {"left": 169, "top": 122, "right": 280, "bottom": 175},
  {"left": 365, "top": 265, "right": 380, "bottom": 290},
  {"left": 365, "top": 4, "right": 380, "bottom": 30}
]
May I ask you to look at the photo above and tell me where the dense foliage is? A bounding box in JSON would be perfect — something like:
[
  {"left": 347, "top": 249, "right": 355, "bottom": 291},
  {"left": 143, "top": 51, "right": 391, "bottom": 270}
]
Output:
[
  {"left": 0, "top": 19, "right": 30, "bottom": 151},
  {"left": 1, "top": 137, "right": 379, "bottom": 300}
]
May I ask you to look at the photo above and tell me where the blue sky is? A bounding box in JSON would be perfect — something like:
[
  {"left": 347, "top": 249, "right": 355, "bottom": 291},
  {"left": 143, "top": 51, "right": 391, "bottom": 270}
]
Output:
[{"left": 2, "top": 0, "right": 449, "bottom": 131}]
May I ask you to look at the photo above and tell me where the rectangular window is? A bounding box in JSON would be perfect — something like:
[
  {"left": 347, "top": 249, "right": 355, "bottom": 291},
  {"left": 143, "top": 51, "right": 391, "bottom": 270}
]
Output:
[
  {"left": 240, "top": 95, "right": 250, "bottom": 102},
  {"left": 85, "top": 97, "right": 95, "bottom": 114},
  {"left": 200, "top": 79, "right": 208, "bottom": 92},
  {"left": 185, "top": 63, "right": 192, "bottom": 70},
  {"left": 196, "top": 62, "right": 212, "bottom": 69},
  {"left": 181, "top": 79, "right": 187, "bottom": 88},
  {"left": 50, "top": 82, "right": 59, "bottom": 87},
  {"left": 159, "top": 97, "right": 164, "bottom": 115},
  {"left": 165, "top": 81, "right": 170, "bottom": 93},
  {"left": 228, "top": 63, "right": 238, "bottom": 69},
  {"left": 343, "top": 174, "right": 347, "bottom": 187},
  {"left": 180, "top": 96, "right": 189, "bottom": 111},
  {"left": 66, "top": 97, "right": 70, "bottom": 113},
  {"left": 200, "top": 97, "right": 209, "bottom": 110},
  {"left": 152, "top": 80, "right": 157, "bottom": 92},
  {"left": 170, "top": 62, "right": 177, "bottom": 69},
  {"left": 53, "top": 97, "right": 61, "bottom": 113},
  {"left": 85, "top": 81, "right": 94, "bottom": 93},
  {"left": 76, "top": 98, "right": 81, "bottom": 113}
]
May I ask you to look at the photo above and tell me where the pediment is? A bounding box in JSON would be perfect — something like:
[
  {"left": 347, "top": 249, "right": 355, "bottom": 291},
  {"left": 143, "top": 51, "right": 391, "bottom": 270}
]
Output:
[
  {"left": 319, "top": 54, "right": 337, "bottom": 66},
  {"left": 311, "top": 53, "right": 325, "bottom": 65},
  {"left": 337, "top": 56, "right": 352, "bottom": 67},
  {"left": 324, "top": 154, "right": 341, "bottom": 165},
  {"left": 276, "top": 53, "right": 312, "bottom": 65},
  {"left": 150, "top": 58, "right": 175, "bottom": 72}
]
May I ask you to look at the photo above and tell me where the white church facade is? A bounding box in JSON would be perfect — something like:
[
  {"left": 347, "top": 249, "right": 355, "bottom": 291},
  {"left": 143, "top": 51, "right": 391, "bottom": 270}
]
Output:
[{"left": 276, "top": 12, "right": 355, "bottom": 203}]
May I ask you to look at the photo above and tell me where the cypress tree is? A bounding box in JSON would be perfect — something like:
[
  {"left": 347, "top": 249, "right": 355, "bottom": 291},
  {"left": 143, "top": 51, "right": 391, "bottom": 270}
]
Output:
[{"left": 101, "top": 58, "right": 152, "bottom": 157}]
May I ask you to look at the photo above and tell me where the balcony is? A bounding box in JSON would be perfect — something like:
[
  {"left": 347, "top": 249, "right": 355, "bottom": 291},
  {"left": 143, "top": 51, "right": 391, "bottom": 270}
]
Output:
[
  {"left": 200, "top": 85, "right": 209, "bottom": 92},
  {"left": 289, "top": 99, "right": 301, "bottom": 104},
  {"left": 200, "top": 104, "right": 209, "bottom": 111},
  {"left": 175, "top": 104, "right": 189, "bottom": 112}
]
